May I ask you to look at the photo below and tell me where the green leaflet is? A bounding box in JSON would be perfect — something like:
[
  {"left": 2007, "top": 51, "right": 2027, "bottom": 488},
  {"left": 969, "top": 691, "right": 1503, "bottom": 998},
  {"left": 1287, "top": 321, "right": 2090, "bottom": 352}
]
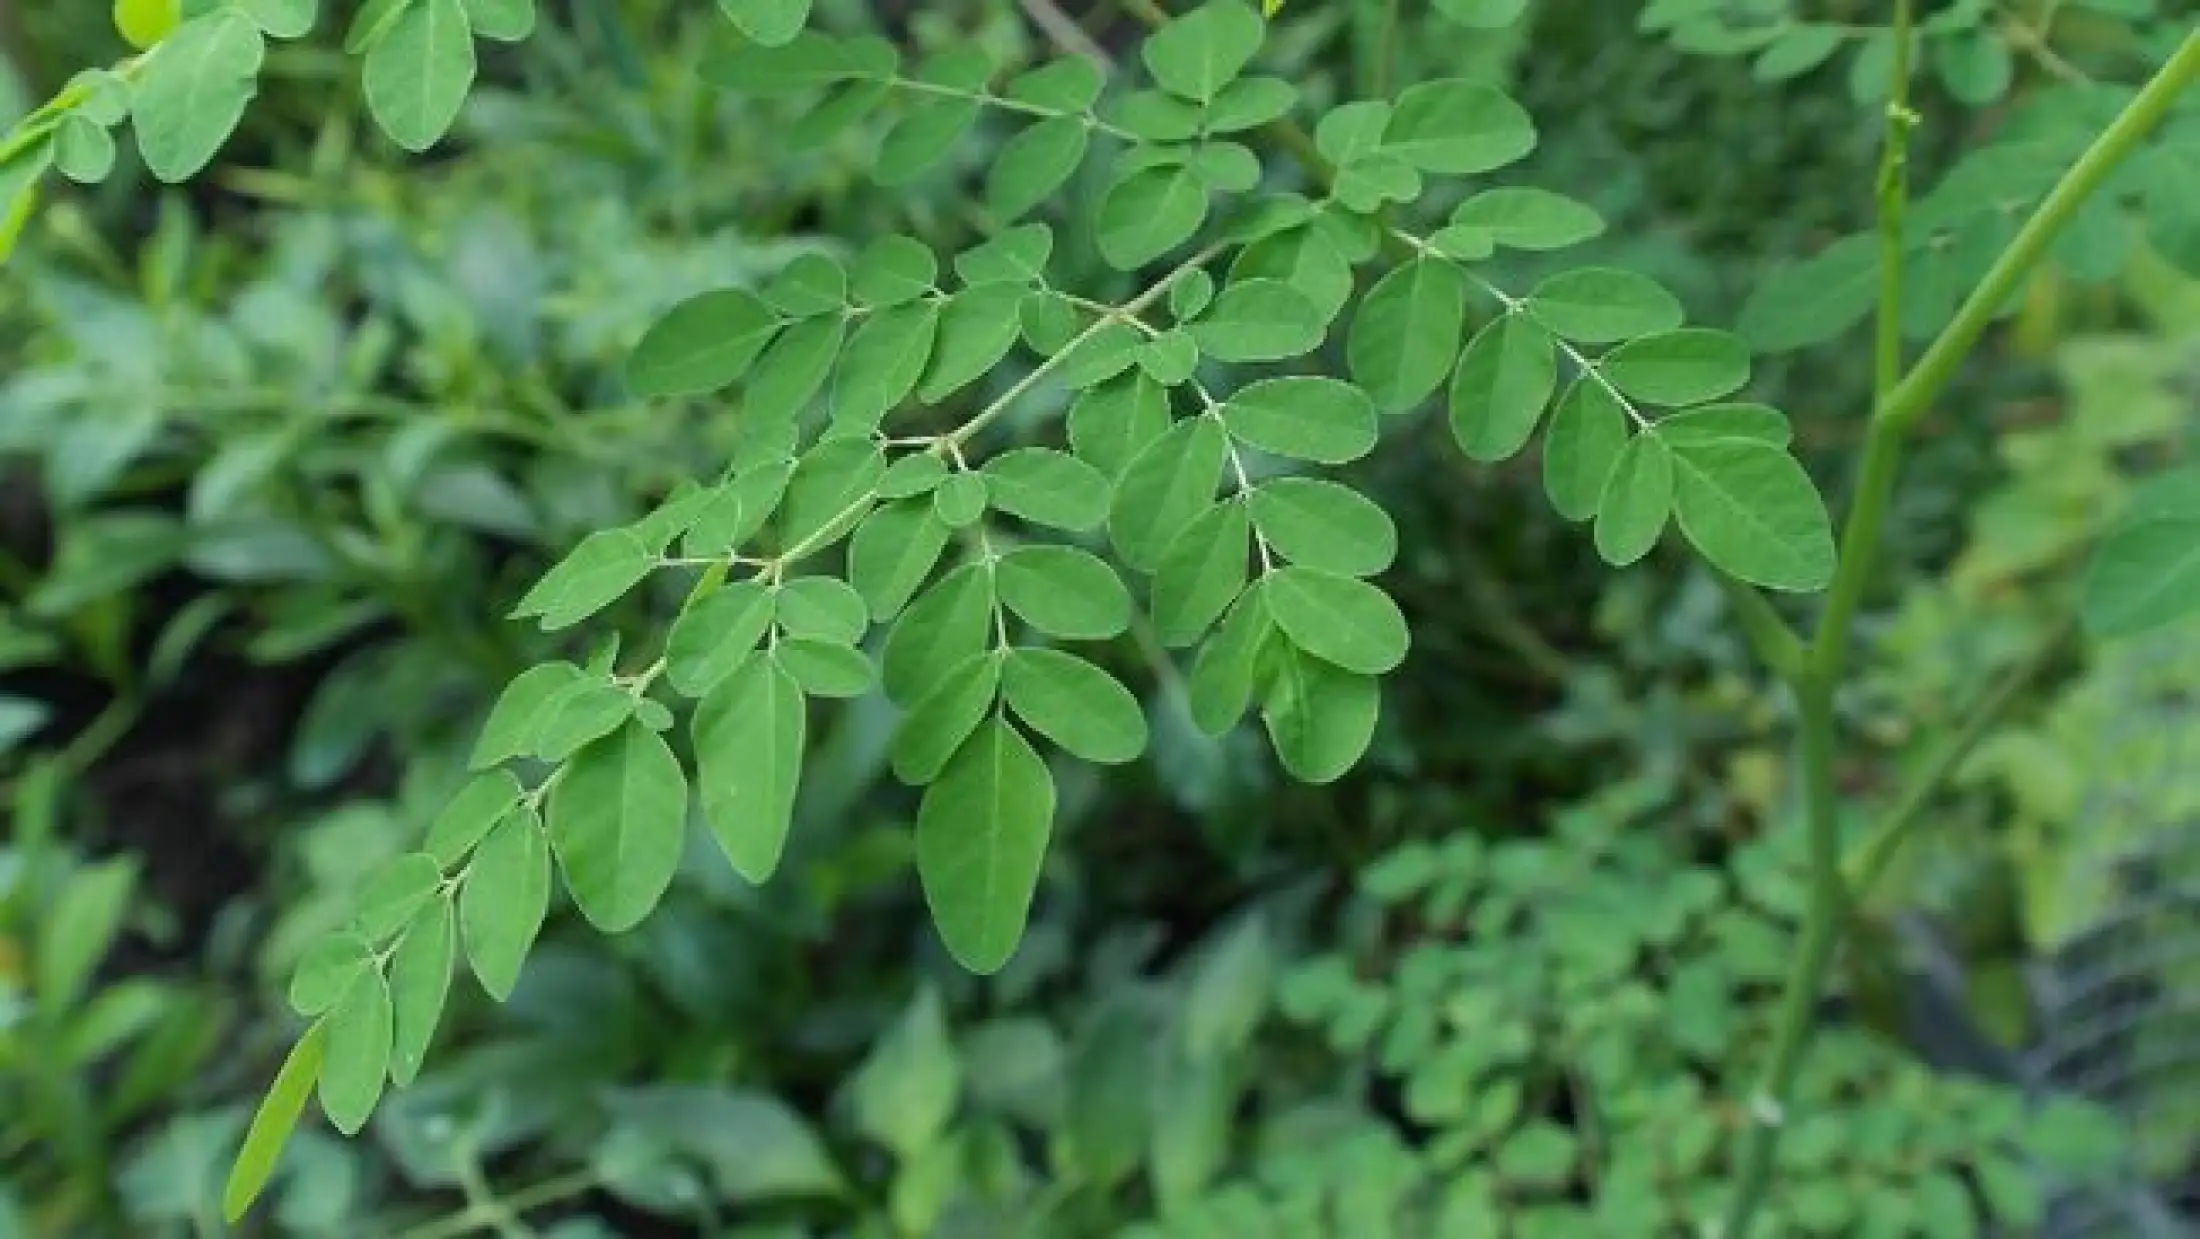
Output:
[
  {"left": 1450, "top": 187, "right": 1604, "bottom": 251},
  {"left": 1069, "top": 374, "right": 1174, "bottom": 478},
  {"left": 892, "top": 652, "right": 1004, "bottom": 784},
  {"left": 1098, "top": 164, "right": 1208, "bottom": 270},
  {"left": 1526, "top": 268, "right": 1684, "bottom": 344},
  {"left": 464, "top": 0, "right": 534, "bottom": 41},
  {"left": 1111, "top": 415, "right": 1229, "bottom": 571},
  {"left": 775, "top": 575, "right": 869, "bottom": 644},
  {"left": 776, "top": 637, "right": 874, "bottom": 698},
  {"left": 1542, "top": 379, "right": 1629, "bottom": 523},
  {"left": 1260, "top": 642, "right": 1380, "bottom": 784},
  {"left": 350, "top": 852, "right": 442, "bottom": 943},
  {"left": 883, "top": 563, "right": 996, "bottom": 704},
  {"left": 987, "top": 116, "right": 1090, "bottom": 223},
  {"left": 512, "top": 528, "right": 655, "bottom": 631},
  {"left": 1600, "top": 328, "right": 1751, "bottom": 407},
  {"left": 1248, "top": 478, "right": 1396, "bottom": 578},
  {"left": 851, "top": 235, "right": 940, "bottom": 306},
  {"left": 1261, "top": 566, "right": 1409, "bottom": 675},
  {"left": 1141, "top": 0, "right": 1265, "bottom": 104},
  {"left": 288, "top": 932, "right": 372, "bottom": 1018},
  {"left": 319, "top": 969, "right": 393, "bottom": 1135},
  {"left": 921, "top": 284, "right": 1026, "bottom": 403},
  {"left": 387, "top": 896, "right": 455, "bottom": 1087},
  {"left": 762, "top": 253, "right": 848, "bottom": 318},
  {"left": 530, "top": 679, "right": 637, "bottom": 763},
  {"left": 1593, "top": 432, "right": 1673, "bottom": 568},
  {"left": 1002, "top": 647, "right": 1149, "bottom": 764},
  {"left": 362, "top": 0, "right": 476, "bottom": 152},
  {"left": 835, "top": 300, "right": 940, "bottom": 426},
  {"left": 1448, "top": 312, "right": 1557, "bottom": 462},
  {"left": 1737, "top": 234, "right": 1879, "bottom": 353},
  {"left": 694, "top": 655, "right": 807, "bottom": 881},
  {"left": 1189, "top": 278, "right": 1328, "bottom": 362},
  {"left": 1206, "top": 76, "right": 1297, "bottom": 132},
  {"left": 1007, "top": 56, "right": 1104, "bottom": 111},
  {"left": 1653, "top": 403, "right": 1791, "bottom": 447},
  {"left": 957, "top": 223, "right": 1054, "bottom": 286},
  {"left": 666, "top": 580, "right": 775, "bottom": 697},
  {"left": 1349, "top": 258, "right": 1468, "bottom": 413},
  {"left": 851, "top": 499, "right": 952, "bottom": 621},
  {"left": 547, "top": 720, "right": 688, "bottom": 932},
  {"left": 996, "top": 546, "right": 1133, "bottom": 640},
  {"left": 685, "top": 461, "right": 794, "bottom": 557},
  {"left": 849, "top": 986, "right": 962, "bottom": 1160},
  {"left": 130, "top": 10, "right": 266, "bottom": 182},
  {"left": 223, "top": 1021, "right": 325, "bottom": 1222},
  {"left": 916, "top": 718, "right": 1055, "bottom": 973},
  {"left": 1152, "top": 499, "right": 1252, "bottom": 646},
  {"left": 459, "top": 805, "right": 549, "bottom": 1001},
  {"left": 1188, "top": 586, "right": 1275, "bottom": 735},
  {"left": 983, "top": 447, "right": 1111, "bottom": 532},
  {"left": 1380, "top": 79, "right": 1536, "bottom": 175},
  {"left": 1662, "top": 437, "right": 1836, "bottom": 592},
  {"left": 780, "top": 438, "right": 885, "bottom": 549},
  {"left": 627, "top": 289, "right": 781, "bottom": 398},
  {"left": 2082, "top": 467, "right": 2200, "bottom": 637},
  {"left": 1222, "top": 376, "right": 1379, "bottom": 464},
  {"left": 717, "top": 0, "right": 810, "bottom": 47},
  {"left": 876, "top": 95, "right": 981, "bottom": 186}
]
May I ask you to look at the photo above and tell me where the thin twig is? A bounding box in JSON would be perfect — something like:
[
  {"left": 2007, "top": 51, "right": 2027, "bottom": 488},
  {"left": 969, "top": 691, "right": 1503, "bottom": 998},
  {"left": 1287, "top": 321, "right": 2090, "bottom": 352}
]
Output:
[{"left": 1017, "top": 0, "right": 1114, "bottom": 69}]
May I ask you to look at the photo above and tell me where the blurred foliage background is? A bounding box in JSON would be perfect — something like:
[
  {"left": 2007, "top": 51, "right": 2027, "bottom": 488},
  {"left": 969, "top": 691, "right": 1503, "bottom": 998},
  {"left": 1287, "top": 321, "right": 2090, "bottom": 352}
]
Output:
[{"left": 2, "top": 0, "right": 2198, "bottom": 1235}]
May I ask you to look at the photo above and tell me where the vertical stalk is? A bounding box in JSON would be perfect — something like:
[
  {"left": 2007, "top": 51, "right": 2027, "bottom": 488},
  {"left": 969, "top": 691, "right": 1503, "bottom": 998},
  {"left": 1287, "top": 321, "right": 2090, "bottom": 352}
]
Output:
[{"left": 1716, "top": 24, "right": 2200, "bottom": 1239}]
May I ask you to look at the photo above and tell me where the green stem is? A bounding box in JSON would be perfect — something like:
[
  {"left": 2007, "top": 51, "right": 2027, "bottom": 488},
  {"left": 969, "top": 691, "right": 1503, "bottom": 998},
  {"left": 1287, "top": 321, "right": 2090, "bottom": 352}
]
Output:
[
  {"left": 1717, "top": 25, "right": 2200, "bottom": 1239},
  {"left": 1843, "top": 607, "right": 2077, "bottom": 898},
  {"left": 1714, "top": 573, "right": 1806, "bottom": 680}
]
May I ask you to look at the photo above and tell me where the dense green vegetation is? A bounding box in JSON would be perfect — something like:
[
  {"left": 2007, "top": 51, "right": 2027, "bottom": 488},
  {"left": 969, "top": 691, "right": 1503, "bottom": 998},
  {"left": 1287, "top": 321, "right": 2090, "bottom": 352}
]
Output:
[{"left": 2, "top": 1, "right": 2199, "bottom": 1235}]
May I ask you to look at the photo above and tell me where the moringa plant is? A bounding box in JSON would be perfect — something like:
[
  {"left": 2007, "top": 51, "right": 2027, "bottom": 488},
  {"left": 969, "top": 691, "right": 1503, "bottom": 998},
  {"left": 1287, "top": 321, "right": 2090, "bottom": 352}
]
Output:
[{"left": 6, "top": 0, "right": 2197, "bottom": 1235}]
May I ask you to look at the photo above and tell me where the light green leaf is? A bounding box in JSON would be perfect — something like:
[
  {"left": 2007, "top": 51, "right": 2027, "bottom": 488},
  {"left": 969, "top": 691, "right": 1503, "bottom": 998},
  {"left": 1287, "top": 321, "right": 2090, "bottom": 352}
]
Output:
[
  {"left": 54, "top": 117, "right": 117, "bottom": 184},
  {"left": 626, "top": 289, "right": 781, "bottom": 397},
  {"left": 987, "top": 116, "right": 1090, "bottom": 222},
  {"left": 916, "top": 719, "right": 1055, "bottom": 973},
  {"left": 1221, "top": 376, "right": 1377, "bottom": 464},
  {"left": 1170, "top": 269, "right": 1216, "bottom": 320},
  {"left": 1601, "top": 328, "right": 1750, "bottom": 406},
  {"left": 1111, "top": 415, "right": 1228, "bottom": 570},
  {"left": 531, "top": 679, "right": 638, "bottom": 764},
  {"left": 1138, "top": 330, "right": 1201, "bottom": 385},
  {"left": 956, "top": 223, "right": 1054, "bottom": 286},
  {"left": 1141, "top": 0, "right": 1265, "bottom": 103},
  {"left": 1664, "top": 438, "right": 1835, "bottom": 591},
  {"left": 1936, "top": 29, "right": 2012, "bottom": 106},
  {"left": 1380, "top": 78, "right": 1535, "bottom": 174},
  {"left": 877, "top": 96, "right": 980, "bottom": 186},
  {"left": 717, "top": 0, "right": 810, "bottom": 46},
  {"left": 1098, "top": 164, "right": 1207, "bottom": 270},
  {"left": 512, "top": 528, "right": 654, "bottom": 631},
  {"left": 891, "top": 652, "right": 1003, "bottom": 784},
  {"left": 920, "top": 285, "right": 1025, "bottom": 403},
  {"left": 1069, "top": 374, "right": 1173, "bottom": 478},
  {"left": 1003, "top": 648, "right": 1147, "bottom": 764},
  {"left": 2083, "top": 468, "right": 2200, "bottom": 637},
  {"left": 850, "top": 986, "right": 963, "bottom": 1160},
  {"left": 1262, "top": 566, "right": 1408, "bottom": 675},
  {"left": 761, "top": 253, "right": 848, "bottom": 317},
  {"left": 387, "top": 897, "right": 454, "bottom": 1087},
  {"left": 1315, "top": 99, "right": 1390, "bottom": 164},
  {"left": 834, "top": 300, "right": 940, "bottom": 426},
  {"left": 1188, "top": 587, "right": 1274, "bottom": 734},
  {"left": 460, "top": 805, "right": 549, "bottom": 1001},
  {"left": 1542, "top": 378, "right": 1629, "bottom": 522},
  {"left": 1152, "top": 500, "right": 1250, "bottom": 646},
  {"left": 1448, "top": 312, "right": 1557, "bottom": 462},
  {"left": 934, "top": 473, "right": 989, "bottom": 528},
  {"left": 1189, "top": 278, "right": 1327, "bottom": 362},
  {"left": 223, "top": 1022, "right": 325, "bottom": 1223},
  {"left": 130, "top": 10, "right": 265, "bottom": 182},
  {"left": 1007, "top": 55, "right": 1103, "bottom": 110},
  {"left": 362, "top": 0, "right": 475, "bottom": 153},
  {"left": 851, "top": 499, "right": 952, "bottom": 621},
  {"left": 319, "top": 971, "right": 393, "bottom": 1135},
  {"left": 666, "top": 581, "right": 775, "bottom": 697},
  {"left": 776, "top": 638, "right": 874, "bottom": 698},
  {"left": 350, "top": 852, "right": 442, "bottom": 943},
  {"left": 1753, "top": 24, "right": 1843, "bottom": 81},
  {"left": 1737, "top": 234, "right": 1878, "bottom": 352},
  {"left": 701, "top": 28, "right": 892, "bottom": 95},
  {"left": 1249, "top": 478, "right": 1396, "bottom": 577},
  {"left": 238, "top": 0, "right": 316, "bottom": 38},
  {"left": 851, "top": 235, "right": 940, "bottom": 307},
  {"left": 1593, "top": 433, "right": 1672, "bottom": 568},
  {"left": 691, "top": 654, "right": 808, "bottom": 881},
  {"left": 1052, "top": 321, "right": 1146, "bottom": 389},
  {"left": 1450, "top": 187, "right": 1603, "bottom": 251},
  {"left": 777, "top": 576, "right": 868, "bottom": 645},
  {"left": 288, "top": 932, "right": 372, "bottom": 1018},
  {"left": 1433, "top": 0, "right": 1527, "bottom": 26},
  {"left": 37, "top": 859, "right": 136, "bottom": 1013},
  {"left": 984, "top": 448, "right": 1111, "bottom": 532},
  {"left": 880, "top": 453, "right": 950, "bottom": 499},
  {"left": 684, "top": 461, "right": 794, "bottom": 557},
  {"left": 780, "top": 437, "right": 885, "bottom": 549},
  {"left": 883, "top": 563, "right": 996, "bottom": 704},
  {"left": 1110, "top": 88, "right": 1204, "bottom": 141},
  {"left": 1205, "top": 75, "right": 1296, "bottom": 131},
  {"left": 996, "top": 545, "right": 1131, "bottom": 640},
  {"left": 115, "top": 0, "right": 182, "bottom": 48},
  {"left": 1349, "top": 258, "right": 1468, "bottom": 413},
  {"left": 425, "top": 770, "right": 522, "bottom": 866},
  {"left": 1652, "top": 402, "right": 1791, "bottom": 447},
  {"left": 462, "top": 0, "right": 534, "bottom": 41},
  {"left": 547, "top": 720, "right": 688, "bottom": 933},
  {"left": 1526, "top": 268, "right": 1684, "bottom": 344},
  {"left": 1233, "top": 224, "right": 1355, "bottom": 320},
  {"left": 1260, "top": 644, "right": 1379, "bottom": 783}
]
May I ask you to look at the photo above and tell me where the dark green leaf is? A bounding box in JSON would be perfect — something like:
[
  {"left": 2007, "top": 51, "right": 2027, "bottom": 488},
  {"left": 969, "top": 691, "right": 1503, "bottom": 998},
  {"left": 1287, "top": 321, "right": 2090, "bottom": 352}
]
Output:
[
  {"left": 1188, "top": 586, "right": 1274, "bottom": 734},
  {"left": 851, "top": 499, "right": 952, "bottom": 620},
  {"left": 987, "top": 116, "right": 1089, "bottom": 222},
  {"left": 921, "top": 284, "right": 1026, "bottom": 403},
  {"left": 1069, "top": 374, "right": 1174, "bottom": 478},
  {"left": 883, "top": 563, "right": 997, "bottom": 704},
  {"left": 891, "top": 652, "right": 1003, "bottom": 784}
]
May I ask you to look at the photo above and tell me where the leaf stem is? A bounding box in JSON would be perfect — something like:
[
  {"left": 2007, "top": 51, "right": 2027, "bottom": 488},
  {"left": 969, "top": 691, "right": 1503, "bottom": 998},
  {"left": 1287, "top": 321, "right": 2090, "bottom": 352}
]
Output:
[{"left": 1717, "top": 24, "right": 2200, "bottom": 1239}]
